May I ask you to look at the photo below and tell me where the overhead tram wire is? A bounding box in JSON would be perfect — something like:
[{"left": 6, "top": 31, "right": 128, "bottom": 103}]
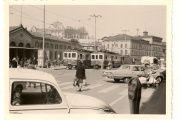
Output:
[
  {"left": 9, "top": 13, "right": 52, "bottom": 26},
  {"left": 13, "top": 5, "right": 115, "bottom": 38},
  {"left": 9, "top": 7, "right": 52, "bottom": 26},
  {"left": 29, "top": 5, "right": 110, "bottom": 34}
]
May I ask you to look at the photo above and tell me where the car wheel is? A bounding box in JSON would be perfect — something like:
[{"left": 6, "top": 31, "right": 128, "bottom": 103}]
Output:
[
  {"left": 156, "top": 76, "right": 162, "bottom": 83},
  {"left": 68, "top": 65, "right": 72, "bottom": 69},
  {"left": 94, "top": 65, "right": 99, "bottom": 69},
  {"left": 114, "top": 79, "right": 120, "bottom": 83},
  {"left": 123, "top": 78, "right": 130, "bottom": 83}
]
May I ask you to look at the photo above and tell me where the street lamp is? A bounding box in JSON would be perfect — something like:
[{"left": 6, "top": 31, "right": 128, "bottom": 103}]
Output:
[{"left": 90, "top": 14, "right": 102, "bottom": 51}]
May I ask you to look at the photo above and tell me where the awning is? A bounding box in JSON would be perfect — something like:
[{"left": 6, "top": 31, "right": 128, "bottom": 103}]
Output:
[{"left": 9, "top": 47, "right": 38, "bottom": 50}]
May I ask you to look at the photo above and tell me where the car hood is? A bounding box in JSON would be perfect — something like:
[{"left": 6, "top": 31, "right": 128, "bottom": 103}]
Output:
[{"left": 63, "top": 92, "right": 113, "bottom": 110}]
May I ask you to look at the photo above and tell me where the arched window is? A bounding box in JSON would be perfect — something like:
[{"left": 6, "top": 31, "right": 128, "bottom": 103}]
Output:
[
  {"left": 10, "top": 42, "right": 16, "bottom": 47},
  {"left": 26, "top": 43, "right": 31, "bottom": 48},
  {"left": 18, "top": 42, "right": 24, "bottom": 47}
]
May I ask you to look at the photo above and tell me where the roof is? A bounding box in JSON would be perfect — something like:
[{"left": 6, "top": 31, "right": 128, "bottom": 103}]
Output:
[
  {"left": 9, "top": 26, "right": 20, "bottom": 31},
  {"left": 9, "top": 68, "right": 57, "bottom": 84},
  {"left": 104, "top": 34, "right": 133, "bottom": 41},
  {"left": 103, "top": 34, "right": 148, "bottom": 43},
  {"left": 30, "top": 31, "right": 70, "bottom": 43}
]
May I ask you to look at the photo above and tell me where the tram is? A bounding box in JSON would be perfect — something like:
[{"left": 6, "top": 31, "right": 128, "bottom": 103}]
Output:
[
  {"left": 91, "top": 51, "right": 122, "bottom": 69},
  {"left": 63, "top": 49, "right": 94, "bottom": 69}
]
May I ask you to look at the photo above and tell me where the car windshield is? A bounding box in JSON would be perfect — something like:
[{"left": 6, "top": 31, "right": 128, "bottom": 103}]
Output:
[{"left": 118, "top": 65, "right": 131, "bottom": 70}]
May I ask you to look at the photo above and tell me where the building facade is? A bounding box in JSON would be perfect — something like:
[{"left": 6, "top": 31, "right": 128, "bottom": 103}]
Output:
[
  {"left": 102, "top": 33, "right": 165, "bottom": 62},
  {"left": 10, "top": 24, "right": 81, "bottom": 65}
]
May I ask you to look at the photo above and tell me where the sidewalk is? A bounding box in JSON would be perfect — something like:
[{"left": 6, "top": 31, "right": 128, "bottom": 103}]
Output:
[
  {"left": 140, "top": 81, "right": 166, "bottom": 114},
  {"left": 37, "top": 65, "right": 67, "bottom": 70}
]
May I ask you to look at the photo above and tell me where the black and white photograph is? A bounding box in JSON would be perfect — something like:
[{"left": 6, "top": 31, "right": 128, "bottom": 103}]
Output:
[{"left": 6, "top": 0, "right": 172, "bottom": 119}]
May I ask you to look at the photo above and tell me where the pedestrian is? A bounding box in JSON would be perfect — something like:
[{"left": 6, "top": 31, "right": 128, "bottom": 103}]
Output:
[
  {"left": 11, "top": 58, "right": 18, "bottom": 68},
  {"left": 32, "top": 57, "right": 37, "bottom": 68},
  {"left": 20, "top": 58, "right": 24, "bottom": 67},
  {"left": 75, "top": 60, "right": 86, "bottom": 92}
]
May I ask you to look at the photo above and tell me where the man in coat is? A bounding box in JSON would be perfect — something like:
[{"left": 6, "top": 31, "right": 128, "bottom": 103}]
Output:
[
  {"left": 11, "top": 58, "right": 18, "bottom": 68},
  {"left": 75, "top": 60, "right": 86, "bottom": 92}
]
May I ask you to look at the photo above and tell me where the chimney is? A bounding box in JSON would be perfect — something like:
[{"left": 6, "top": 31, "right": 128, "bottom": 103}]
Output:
[{"left": 143, "top": 31, "right": 148, "bottom": 36}]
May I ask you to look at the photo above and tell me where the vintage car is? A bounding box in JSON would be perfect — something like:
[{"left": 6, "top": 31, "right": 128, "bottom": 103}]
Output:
[
  {"left": 102, "top": 64, "right": 165, "bottom": 83},
  {"left": 9, "top": 68, "right": 116, "bottom": 114}
]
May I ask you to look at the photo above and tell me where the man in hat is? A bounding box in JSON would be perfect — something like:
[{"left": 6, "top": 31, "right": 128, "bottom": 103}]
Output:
[{"left": 75, "top": 60, "right": 86, "bottom": 92}]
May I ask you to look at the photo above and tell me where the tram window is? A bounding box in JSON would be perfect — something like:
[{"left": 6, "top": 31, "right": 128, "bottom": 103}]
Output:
[
  {"left": 96, "top": 55, "right": 98, "bottom": 59},
  {"left": 105, "top": 55, "right": 107, "bottom": 60},
  {"left": 72, "top": 53, "right": 76, "bottom": 58},
  {"left": 92, "top": 55, "right": 95, "bottom": 59},
  {"left": 64, "top": 53, "right": 67, "bottom": 58},
  {"left": 68, "top": 53, "right": 71, "bottom": 58},
  {"left": 116, "top": 56, "right": 117, "bottom": 59},
  {"left": 99, "top": 55, "right": 103, "bottom": 59}
]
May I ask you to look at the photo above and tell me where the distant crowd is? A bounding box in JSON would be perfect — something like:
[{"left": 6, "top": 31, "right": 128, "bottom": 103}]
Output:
[{"left": 9, "top": 56, "right": 38, "bottom": 68}]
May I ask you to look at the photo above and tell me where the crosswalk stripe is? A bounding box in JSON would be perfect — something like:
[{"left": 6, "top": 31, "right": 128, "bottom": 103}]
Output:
[
  {"left": 61, "top": 85, "right": 74, "bottom": 90},
  {"left": 87, "top": 84, "right": 103, "bottom": 89},
  {"left": 98, "top": 85, "right": 119, "bottom": 93},
  {"left": 118, "top": 88, "right": 128, "bottom": 95},
  {"left": 141, "top": 88, "right": 156, "bottom": 97},
  {"left": 110, "top": 96, "right": 124, "bottom": 106},
  {"left": 59, "top": 82, "right": 73, "bottom": 86}
]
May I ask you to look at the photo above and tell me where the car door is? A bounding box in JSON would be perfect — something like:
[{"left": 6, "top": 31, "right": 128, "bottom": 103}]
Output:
[{"left": 9, "top": 80, "right": 69, "bottom": 114}]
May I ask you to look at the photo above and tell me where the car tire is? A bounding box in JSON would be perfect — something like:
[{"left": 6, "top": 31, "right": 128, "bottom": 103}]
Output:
[
  {"left": 94, "top": 65, "right": 99, "bottom": 69},
  {"left": 123, "top": 78, "right": 130, "bottom": 83},
  {"left": 156, "top": 76, "right": 162, "bottom": 83},
  {"left": 114, "top": 79, "right": 120, "bottom": 83},
  {"left": 68, "top": 65, "right": 72, "bottom": 69}
]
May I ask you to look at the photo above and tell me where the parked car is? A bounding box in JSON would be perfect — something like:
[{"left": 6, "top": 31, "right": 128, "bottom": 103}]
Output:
[
  {"left": 9, "top": 68, "right": 116, "bottom": 114},
  {"left": 102, "top": 64, "right": 165, "bottom": 83}
]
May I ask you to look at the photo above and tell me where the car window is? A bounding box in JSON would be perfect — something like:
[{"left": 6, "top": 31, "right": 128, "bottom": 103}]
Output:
[
  {"left": 139, "top": 67, "right": 145, "bottom": 71},
  {"left": 119, "top": 65, "right": 130, "bottom": 70},
  {"left": 11, "top": 81, "right": 62, "bottom": 106},
  {"left": 132, "top": 66, "right": 139, "bottom": 71}
]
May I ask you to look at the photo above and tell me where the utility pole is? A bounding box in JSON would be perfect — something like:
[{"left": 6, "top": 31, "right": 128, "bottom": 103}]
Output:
[
  {"left": 90, "top": 14, "right": 102, "bottom": 51},
  {"left": 42, "top": 5, "right": 45, "bottom": 67}
]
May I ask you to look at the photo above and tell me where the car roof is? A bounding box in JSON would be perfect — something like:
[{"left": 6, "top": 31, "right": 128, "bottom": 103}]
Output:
[{"left": 9, "top": 68, "right": 56, "bottom": 83}]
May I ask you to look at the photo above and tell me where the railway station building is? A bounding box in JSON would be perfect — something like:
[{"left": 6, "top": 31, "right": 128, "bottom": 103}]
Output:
[{"left": 9, "top": 24, "right": 81, "bottom": 65}]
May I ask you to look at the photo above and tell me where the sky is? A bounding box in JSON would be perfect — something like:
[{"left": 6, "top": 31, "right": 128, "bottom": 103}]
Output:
[{"left": 9, "top": 5, "right": 166, "bottom": 41}]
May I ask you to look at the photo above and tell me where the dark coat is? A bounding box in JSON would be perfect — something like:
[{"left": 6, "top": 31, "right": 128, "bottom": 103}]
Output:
[
  {"left": 11, "top": 60, "right": 18, "bottom": 68},
  {"left": 76, "top": 64, "right": 86, "bottom": 79}
]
